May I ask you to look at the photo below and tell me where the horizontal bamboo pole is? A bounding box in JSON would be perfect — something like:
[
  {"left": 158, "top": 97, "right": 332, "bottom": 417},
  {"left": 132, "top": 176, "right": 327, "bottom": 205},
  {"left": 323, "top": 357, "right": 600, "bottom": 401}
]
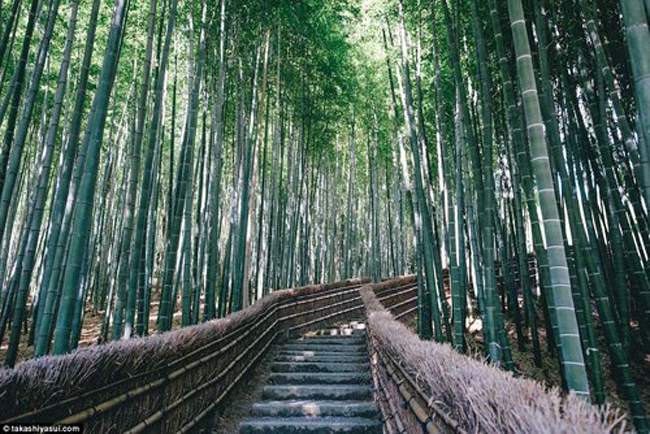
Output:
[
  {"left": 377, "top": 343, "right": 464, "bottom": 434},
  {"left": 125, "top": 319, "right": 281, "bottom": 433},
  {"left": 283, "top": 295, "right": 362, "bottom": 324},
  {"left": 7, "top": 281, "right": 367, "bottom": 430},
  {"left": 57, "top": 305, "right": 280, "bottom": 425},
  {"left": 375, "top": 282, "right": 417, "bottom": 299},
  {"left": 362, "top": 277, "right": 463, "bottom": 434},
  {"left": 288, "top": 302, "right": 364, "bottom": 333},
  {"left": 370, "top": 346, "right": 406, "bottom": 434},
  {"left": 278, "top": 288, "right": 361, "bottom": 319},
  {"left": 386, "top": 295, "right": 417, "bottom": 313},
  {"left": 394, "top": 305, "right": 417, "bottom": 320},
  {"left": 378, "top": 286, "right": 417, "bottom": 303},
  {"left": 176, "top": 327, "right": 280, "bottom": 434},
  {"left": 4, "top": 299, "right": 281, "bottom": 424}
]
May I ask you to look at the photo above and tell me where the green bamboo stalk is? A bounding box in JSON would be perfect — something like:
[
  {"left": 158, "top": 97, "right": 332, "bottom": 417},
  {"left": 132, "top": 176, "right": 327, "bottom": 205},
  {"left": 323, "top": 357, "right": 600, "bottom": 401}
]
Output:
[
  {"left": 52, "top": 0, "right": 130, "bottom": 355},
  {"left": 506, "top": 0, "right": 590, "bottom": 399},
  {"left": 487, "top": 0, "right": 542, "bottom": 367}
]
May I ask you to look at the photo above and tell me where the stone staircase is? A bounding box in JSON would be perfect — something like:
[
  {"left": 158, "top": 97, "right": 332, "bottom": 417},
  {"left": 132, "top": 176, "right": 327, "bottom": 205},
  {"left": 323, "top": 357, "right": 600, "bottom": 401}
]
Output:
[{"left": 239, "top": 321, "right": 382, "bottom": 433}]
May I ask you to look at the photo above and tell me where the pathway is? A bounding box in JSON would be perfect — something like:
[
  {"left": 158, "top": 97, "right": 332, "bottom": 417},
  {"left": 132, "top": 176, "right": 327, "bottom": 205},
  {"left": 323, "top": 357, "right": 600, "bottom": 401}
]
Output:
[{"left": 239, "top": 320, "right": 382, "bottom": 433}]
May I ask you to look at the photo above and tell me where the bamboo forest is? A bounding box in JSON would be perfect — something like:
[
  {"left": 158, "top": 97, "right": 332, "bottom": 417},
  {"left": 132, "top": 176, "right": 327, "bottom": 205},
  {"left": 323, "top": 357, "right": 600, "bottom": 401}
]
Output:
[{"left": 0, "top": 0, "right": 649, "bottom": 432}]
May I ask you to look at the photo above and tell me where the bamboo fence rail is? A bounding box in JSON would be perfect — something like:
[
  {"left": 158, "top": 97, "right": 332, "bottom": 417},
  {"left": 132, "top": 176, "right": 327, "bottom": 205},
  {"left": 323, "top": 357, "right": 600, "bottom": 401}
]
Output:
[{"left": 0, "top": 277, "right": 370, "bottom": 433}]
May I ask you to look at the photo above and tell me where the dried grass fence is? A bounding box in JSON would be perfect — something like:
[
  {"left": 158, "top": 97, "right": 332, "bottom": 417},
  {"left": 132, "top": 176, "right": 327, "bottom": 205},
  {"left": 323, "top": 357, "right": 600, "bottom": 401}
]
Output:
[
  {"left": 0, "top": 277, "right": 370, "bottom": 433},
  {"left": 362, "top": 277, "right": 627, "bottom": 434}
]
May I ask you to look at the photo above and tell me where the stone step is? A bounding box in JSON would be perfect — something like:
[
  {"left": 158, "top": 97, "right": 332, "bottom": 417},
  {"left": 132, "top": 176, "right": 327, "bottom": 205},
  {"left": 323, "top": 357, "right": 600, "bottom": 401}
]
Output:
[
  {"left": 269, "top": 372, "right": 371, "bottom": 385},
  {"left": 239, "top": 416, "right": 382, "bottom": 434},
  {"left": 251, "top": 400, "right": 380, "bottom": 418},
  {"left": 292, "top": 337, "right": 366, "bottom": 346},
  {"left": 276, "top": 353, "right": 367, "bottom": 363},
  {"left": 280, "top": 349, "right": 367, "bottom": 357},
  {"left": 312, "top": 328, "right": 365, "bottom": 336},
  {"left": 310, "top": 329, "right": 359, "bottom": 337},
  {"left": 299, "top": 331, "right": 365, "bottom": 338},
  {"left": 271, "top": 361, "right": 369, "bottom": 373},
  {"left": 262, "top": 384, "right": 373, "bottom": 400},
  {"left": 283, "top": 343, "right": 365, "bottom": 353},
  {"left": 238, "top": 322, "right": 378, "bottom": 434},
  {"left": 348, "top": 322, "right": 366, "bottom": 331}
]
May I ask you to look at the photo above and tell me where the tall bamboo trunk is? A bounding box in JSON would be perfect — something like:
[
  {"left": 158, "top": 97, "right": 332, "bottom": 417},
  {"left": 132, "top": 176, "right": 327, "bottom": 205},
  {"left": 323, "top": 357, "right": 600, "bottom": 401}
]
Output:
[{"left": 506, "top": 0, "right": 590, "bottom": 399}]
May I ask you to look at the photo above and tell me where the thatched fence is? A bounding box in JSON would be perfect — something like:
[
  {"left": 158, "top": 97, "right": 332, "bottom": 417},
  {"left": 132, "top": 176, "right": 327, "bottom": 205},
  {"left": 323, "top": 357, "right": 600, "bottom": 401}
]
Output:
[
  {"left": 362, "top": 277, "right": 626, "bottom": 434},
  {"left": 0, "top": 277, "right": 369, "bottom": 433}
]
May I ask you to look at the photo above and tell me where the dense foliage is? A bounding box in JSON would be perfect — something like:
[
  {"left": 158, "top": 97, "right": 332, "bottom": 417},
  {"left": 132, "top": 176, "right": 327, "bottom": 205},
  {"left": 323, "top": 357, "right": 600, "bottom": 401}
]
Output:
[{"left": 0, "top": 0, "right": 648, "bottom": 429}]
